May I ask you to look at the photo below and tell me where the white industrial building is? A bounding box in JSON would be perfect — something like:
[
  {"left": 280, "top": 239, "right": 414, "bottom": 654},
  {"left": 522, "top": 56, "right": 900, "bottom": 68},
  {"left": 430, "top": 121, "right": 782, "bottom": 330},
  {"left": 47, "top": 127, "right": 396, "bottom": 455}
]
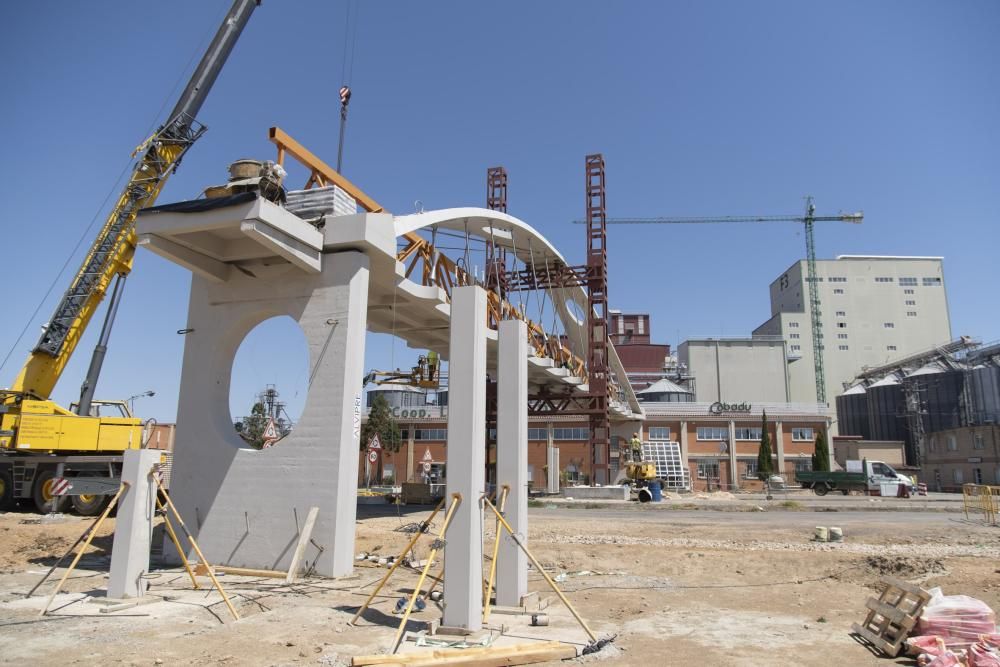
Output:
[{"left": 753, "top": 255, "right": 951, "bottom": 405}]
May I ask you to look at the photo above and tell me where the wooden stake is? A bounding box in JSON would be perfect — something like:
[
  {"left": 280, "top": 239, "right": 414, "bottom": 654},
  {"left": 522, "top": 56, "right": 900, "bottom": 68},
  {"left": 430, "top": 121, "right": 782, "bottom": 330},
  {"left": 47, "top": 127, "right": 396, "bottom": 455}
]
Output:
[
  {"left": 157, "top": 493, "right": 199, "bottom": 590},
  {"left": 391, "top": 493, "right": 462, "bottom": 653},
  {"left": 40, "top": 482, "right": 129, "bottom": 616},
  {"left": 350, "top": 497, "right": 446, "bottom": 626},
  {"left": 483, "top": 495, "right": 597, "bottom": 642},
  {"left": 482, "top": 485, "right": 509, "bottom": 621},
  {"left": 153, "top": 476, "right": 240, "bottom": 621},
  {"left": 286, "top": 506, "right": 319, "bottom": 584}
]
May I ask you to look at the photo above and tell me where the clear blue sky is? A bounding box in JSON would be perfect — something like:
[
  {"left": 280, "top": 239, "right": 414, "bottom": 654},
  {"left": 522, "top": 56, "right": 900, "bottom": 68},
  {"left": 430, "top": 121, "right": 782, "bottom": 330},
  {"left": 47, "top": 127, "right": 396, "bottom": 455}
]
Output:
[{"left": 1, "top": 1, "right": 997, "bottom": 424}]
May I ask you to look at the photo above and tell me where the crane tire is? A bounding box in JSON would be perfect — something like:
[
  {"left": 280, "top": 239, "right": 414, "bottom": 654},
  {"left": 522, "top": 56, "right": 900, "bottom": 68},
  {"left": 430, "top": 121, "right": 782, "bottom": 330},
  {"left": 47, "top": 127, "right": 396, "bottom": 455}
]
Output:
[
  {"left": 72, "top": 494, "right": 111, "bottom": 517},
  {"left": 32, "top": 470, "right": 69, "bottom": 514},
  {"left": 0, "top": 469, "right": 14, "bottom": 510}
]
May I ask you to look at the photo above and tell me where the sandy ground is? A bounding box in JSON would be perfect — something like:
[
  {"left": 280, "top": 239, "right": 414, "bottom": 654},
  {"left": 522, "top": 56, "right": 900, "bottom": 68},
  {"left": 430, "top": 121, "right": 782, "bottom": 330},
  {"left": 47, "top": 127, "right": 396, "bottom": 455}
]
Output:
[{"left": 0, "top": 499, "right": 997, "bottom": 666}]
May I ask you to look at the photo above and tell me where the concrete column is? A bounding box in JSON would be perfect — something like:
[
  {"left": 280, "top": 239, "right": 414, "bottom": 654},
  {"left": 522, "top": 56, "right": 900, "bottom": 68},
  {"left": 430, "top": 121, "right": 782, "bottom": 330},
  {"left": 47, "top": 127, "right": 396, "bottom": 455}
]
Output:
[
  {"left": 108, "top": 449, "right": 160, "bottom": 599},
  {"left": 442, "top": 286, "right": 487, "bottom": 630},
  {"left": 546, "top": 422, "right": 558, "bottom": 493},
  {"left": 728, "top": 420, "right": 739, "bottom": 489},
  {"left": 406, "top": 425, "right": 415, "bottom": 482},
  {"left": 775, "top": 420, "right": 786, "bottom": 476},
  {"left": 679, "top": 420, "right": 689, "bottom": 468},
  {"left": 496, "top": 319, "right": 528, "bottom": 607},
  {"left": 823, "top": 420, "right": 833, "bottom": 471}
]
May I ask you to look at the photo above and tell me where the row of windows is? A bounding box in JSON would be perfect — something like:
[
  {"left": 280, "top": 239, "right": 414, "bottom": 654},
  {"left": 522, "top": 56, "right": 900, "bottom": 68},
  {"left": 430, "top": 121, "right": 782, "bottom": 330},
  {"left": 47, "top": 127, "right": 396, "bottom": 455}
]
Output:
[
  {"left": 828, "top": 276, "right": 847, "bottom": 283},
  {"left": 648, "top": 426, "right": 671, "bottom": 440},
  {"left": 734, "top": 427, "right": 762, "bottom": 440},
  {"left": 928, "top": 433, "right": 985, "bottom": 452},
  {"left": 408, "top": 425, "right": 818, "bottom": 443},
  {"left": 833, "top": 288, "right": 845, "bottom": 294},
  {"left": 697, "top": 427, "right": 728, "bottom": 441},
  {"left": 875, "top": 277, "right": 894, "bottom": 283},
  {"left": 791, "top": 427, "right": 815, "bottom": 441},
  {"left": 694, "top": 459, "right": 814, "bottom": 480},
  {"left": 899, "top": 277, "right": 917, "bottom": 286},
  {"left": 789, "top": 321, "right": 800, "bottom": 328},
  {"left": 838, "top": 345, "right": 849, "bottom": 351},
  {"left": 526, "top": 427, "right": 591, "bottom": 441}
]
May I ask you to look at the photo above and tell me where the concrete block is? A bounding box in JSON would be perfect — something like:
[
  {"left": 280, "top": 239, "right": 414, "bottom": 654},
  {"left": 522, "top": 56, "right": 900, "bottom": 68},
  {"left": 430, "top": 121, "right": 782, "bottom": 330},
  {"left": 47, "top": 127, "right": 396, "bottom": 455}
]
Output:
[{"left": 562, "top": 486, "right": 629, "bottom": 500}]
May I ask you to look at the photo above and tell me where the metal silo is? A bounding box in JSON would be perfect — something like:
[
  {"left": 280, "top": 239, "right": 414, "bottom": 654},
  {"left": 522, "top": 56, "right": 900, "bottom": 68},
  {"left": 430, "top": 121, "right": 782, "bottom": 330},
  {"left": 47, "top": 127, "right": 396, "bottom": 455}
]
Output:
[
  {"left": 905, "top": 363, "right": 965, "bottom": 433},
  {"left": 836, "top": 384, "right": 870, "bottom": 438},
  {"left": 867, "top": 375, "right": 907, "bottom": 443},
  {"left": 969, "top": 364, "right": 1000, "bottom": 424}
]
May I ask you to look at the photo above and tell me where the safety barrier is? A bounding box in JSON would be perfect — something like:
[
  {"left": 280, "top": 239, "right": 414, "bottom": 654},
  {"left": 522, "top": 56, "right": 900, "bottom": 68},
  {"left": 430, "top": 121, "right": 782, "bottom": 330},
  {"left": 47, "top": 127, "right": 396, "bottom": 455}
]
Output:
[{"left": 961, "top": 484, "right": 1000, "bottom": 524}]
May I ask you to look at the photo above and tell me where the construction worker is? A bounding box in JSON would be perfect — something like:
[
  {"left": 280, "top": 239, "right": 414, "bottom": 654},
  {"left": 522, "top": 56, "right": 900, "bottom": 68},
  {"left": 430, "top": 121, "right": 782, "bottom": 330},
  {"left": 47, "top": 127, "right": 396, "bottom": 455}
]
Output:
[
  {"left": 630, "top": 432, "right": 643, "bottom": 462},
  {"left": 426, "top": 350, "right": 439, "bottom": 383}
]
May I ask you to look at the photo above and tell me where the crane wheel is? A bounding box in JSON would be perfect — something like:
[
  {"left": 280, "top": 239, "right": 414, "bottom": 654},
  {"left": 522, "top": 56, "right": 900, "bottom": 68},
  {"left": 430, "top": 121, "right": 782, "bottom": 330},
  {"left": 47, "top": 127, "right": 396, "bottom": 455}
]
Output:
[
  {"left": 72, "top": 494, "right": 111, "bottom": 517},
  {"left": 0, "top": 469, "right": 14, "bottom": 510},
  {"left": 32, "top": 470, "right": 69, "bottom": 514}
]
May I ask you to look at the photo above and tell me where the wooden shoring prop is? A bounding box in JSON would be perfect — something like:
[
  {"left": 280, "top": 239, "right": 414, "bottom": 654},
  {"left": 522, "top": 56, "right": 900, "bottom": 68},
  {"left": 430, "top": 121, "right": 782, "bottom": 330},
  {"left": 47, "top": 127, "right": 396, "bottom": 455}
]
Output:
[{"left": 482, "top": 484, "right": 509, "bottom": 621}]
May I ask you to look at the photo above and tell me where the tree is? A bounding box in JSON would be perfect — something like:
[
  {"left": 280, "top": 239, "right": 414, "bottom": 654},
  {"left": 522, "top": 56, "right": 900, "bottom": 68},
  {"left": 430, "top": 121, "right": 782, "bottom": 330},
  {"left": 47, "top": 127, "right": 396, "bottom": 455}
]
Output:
[
  {"left": 812, "top": 430, "right": 831, "bottom": 472},
  {"left": 757, "top": 410, "right": 773, "bottom": 481},
  {"left": 235, "top": 401, "right": 267, "bottom": 449},
  {"left": 361, "top": 393, "right": 402, "bottom": 453}
]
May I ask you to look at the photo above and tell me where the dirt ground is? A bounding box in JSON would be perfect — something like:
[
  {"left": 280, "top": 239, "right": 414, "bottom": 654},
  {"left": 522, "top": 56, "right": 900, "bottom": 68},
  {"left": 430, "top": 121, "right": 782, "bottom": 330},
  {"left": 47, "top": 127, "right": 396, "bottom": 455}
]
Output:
[{"left": 0, "top": 501, "right": 997, "bottom": 666}]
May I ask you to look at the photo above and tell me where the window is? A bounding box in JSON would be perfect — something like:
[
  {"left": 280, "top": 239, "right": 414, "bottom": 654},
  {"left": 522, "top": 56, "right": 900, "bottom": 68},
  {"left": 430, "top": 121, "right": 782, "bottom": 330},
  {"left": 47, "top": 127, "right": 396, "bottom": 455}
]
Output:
[
  {"left": 744, "top": 460, "right": 759, "bottom": 479},
  {"left": 953, "top": 469, "right": 963, "bottom": 484},
  {"left": 837, "top": 322, "right": 847, "bottom": 328},
  {"left": 907, "top": 311, "right": 917, "bottom": 317},
  {"left": 789, "top": 333, "right": 800, "bottom": 339},
  {"left": 899, "top": 277, "right": 917, "bottom": 286},
  {"left": 734, "top": 427, "right": 763, "bottom": 440},
  {"left": 697, "top": 426, "right": 728, "bottom": 440},
  {"left": 791, "top": 344, "right": 801, "bottom": 351},
  {"left": 554, "top": 427, "right": 589, "bottom": 440},
  {"left": 974, "top": 468, "right": 983, "bottom": 485},
  {"left": 905, "top": 300, "right": 916, "bottom": 306},
  {"left": 528, "top": 428, "right": 547, "bottom": 441},
  {"left": 828, "top": 277, "right": 847, "bottom": 283},
  {"left": 887, "top": 345, "right": 897, "bottom": 351},
  {"left": 835, "top": 310, "right": 846, "bottom": 317},
  {"left": 837, "top": 333, "right": 848, "bottom": 339},
  {"left": 791, "top": 427, "right": 814, "bottom": 441},
  {"left": 648, "top": 426, "right": 671, "bottom": 440},
  {"left": 696, "top": 459, "right": 720, "bottom": 479},
  {"left": 884, "top": 322, "right": 895, "bottom": 329},
  {"left": 928, "top": 436, "right": 937, "bottom": 452},
  {"left": 788, "top": 322, "right": 799, "bottom": 328},
  {"left": 947, "top": 436, "right": 957, "bottom": 451},
  {"left": 794, "top": 460, "right": 813, "bottom": 472},
  {"left": 833, "top": 288, "right": 844, "bottom": 294},
  {"left": 974, "top": 433, "right": 984, "bottom": 450},
  {"left": 904, "top": 289, "right": 915, "bottom": 295},
  {"left": 838, "top": 345, "right": 849, "bottom": 351},
  {"left": 923, "top": 277, "right": 942, "bottom": 286},
  {"left": 875, "top": 277, "right": 894, "bottom": 283},
  {"left": 414, "top": 428, "right": 447, "bottom": 440}
]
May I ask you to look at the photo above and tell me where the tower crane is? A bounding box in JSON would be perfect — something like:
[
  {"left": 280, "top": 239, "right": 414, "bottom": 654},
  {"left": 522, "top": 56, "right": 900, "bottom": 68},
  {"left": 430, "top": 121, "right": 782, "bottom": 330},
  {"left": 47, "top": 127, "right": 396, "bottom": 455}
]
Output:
[{"left": 575, "top": 197, "right": 863, "bottom": 404}]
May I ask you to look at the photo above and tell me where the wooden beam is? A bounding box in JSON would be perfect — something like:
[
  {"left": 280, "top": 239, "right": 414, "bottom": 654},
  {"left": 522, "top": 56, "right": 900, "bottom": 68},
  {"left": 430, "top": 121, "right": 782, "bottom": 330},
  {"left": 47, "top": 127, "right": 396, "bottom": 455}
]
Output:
[
  {"left": 285, "top": 507, "right": 319, "bottom": 584},
  {"left": 268, "top": 126, "right": 385, "bottom": 213},
  {"left": 351, "top": 641, "right": 576, "bottom": 666},
  {"left": 194, "top": 563, "right": 288, "bottom": 579}
]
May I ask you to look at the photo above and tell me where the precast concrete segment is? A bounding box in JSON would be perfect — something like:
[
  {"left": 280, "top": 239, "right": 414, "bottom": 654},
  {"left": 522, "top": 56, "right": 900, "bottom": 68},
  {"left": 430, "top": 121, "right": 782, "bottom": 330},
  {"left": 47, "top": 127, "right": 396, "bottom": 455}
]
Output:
[
  {"left": 442, "top": 286, "right": 487, "bottom": 630},
  {"left": 163, "top": 252, "right": 370, "bottom": 577},
  {"left": 496, "top": 319, "right": 528, "bottom": 607},
  {"left": 107, "top": 449, "right": 160, "bottom": 599}
]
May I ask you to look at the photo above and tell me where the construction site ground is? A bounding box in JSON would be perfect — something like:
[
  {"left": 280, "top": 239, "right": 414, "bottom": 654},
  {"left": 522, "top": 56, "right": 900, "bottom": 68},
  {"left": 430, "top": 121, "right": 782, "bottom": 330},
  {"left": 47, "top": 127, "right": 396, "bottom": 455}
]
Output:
[{"left": 0, "top": 495, "right": 997, "bottom": 666}]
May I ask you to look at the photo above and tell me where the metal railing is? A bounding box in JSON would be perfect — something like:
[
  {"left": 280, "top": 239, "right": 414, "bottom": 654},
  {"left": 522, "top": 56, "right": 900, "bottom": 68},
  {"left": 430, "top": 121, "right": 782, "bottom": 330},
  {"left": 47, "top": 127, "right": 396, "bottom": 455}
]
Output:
[{"left": 962, "top": 484, "right": 1000, "bottom": 524}]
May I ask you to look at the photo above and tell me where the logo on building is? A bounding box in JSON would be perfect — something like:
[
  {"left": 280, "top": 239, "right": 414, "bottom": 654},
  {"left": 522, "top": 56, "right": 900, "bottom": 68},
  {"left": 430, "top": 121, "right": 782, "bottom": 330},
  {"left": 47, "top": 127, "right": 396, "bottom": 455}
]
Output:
[{"left": 709, "top": 401, "right": 752, "bottom": 415}]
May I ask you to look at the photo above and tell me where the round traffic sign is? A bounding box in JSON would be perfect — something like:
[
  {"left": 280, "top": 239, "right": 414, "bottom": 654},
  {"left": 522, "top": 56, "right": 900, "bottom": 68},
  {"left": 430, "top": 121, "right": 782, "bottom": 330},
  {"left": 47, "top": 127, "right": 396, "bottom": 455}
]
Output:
[
  {"left": 422, "top": 461, "right": 431, "bottom": 473},
  {"left": 368, "top": 450, "right": 379, "bottom": 464}
]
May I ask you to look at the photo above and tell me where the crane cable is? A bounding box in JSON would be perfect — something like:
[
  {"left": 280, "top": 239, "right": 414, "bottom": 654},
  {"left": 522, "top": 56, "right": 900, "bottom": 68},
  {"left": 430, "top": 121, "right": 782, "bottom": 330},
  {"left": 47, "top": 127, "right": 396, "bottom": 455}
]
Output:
[
  {"left": 337, "top": 0, "right": 361, "bottom": 173},
  {"left": 0, "top": 3, "right": 230, "bottom": 378}
]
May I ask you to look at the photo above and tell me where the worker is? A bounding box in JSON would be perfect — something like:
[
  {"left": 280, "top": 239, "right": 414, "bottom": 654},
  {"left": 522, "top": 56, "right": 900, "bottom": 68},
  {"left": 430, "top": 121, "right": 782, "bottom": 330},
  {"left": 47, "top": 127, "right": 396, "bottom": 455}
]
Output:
[
  {"left": 426, "top": 350, "right": 439, "bottom": 383},
  {"left": 630, "top": 432, "right": 643, "bottom": 462}
]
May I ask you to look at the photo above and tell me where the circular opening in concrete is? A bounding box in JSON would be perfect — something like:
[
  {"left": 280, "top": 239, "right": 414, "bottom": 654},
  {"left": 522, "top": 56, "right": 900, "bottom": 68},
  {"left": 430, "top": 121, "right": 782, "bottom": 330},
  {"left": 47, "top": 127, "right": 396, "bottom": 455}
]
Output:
[{"left": 230, "top": 316, "right": 309, "bottom": 449}]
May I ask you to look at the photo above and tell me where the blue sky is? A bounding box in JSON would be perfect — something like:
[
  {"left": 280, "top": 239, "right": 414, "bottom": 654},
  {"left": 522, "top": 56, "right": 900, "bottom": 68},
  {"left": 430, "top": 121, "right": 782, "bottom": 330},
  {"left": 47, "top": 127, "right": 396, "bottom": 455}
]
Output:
[{"left": 1, "top": 1, "right": 997, "bottom": 424}]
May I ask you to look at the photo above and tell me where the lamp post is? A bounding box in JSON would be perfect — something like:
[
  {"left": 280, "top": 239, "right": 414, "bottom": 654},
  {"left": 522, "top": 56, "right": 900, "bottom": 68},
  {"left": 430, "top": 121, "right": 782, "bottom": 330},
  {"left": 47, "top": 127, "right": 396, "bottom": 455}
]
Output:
[{"left": 127, "top": 390, "right": 155, "bottom": 414}]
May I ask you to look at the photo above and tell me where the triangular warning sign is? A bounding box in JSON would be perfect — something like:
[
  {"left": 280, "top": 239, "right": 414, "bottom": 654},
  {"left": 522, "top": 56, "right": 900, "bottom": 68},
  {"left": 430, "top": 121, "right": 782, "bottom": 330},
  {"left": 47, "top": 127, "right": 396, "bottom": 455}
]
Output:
[
  {"left": 422, "top": 448, "right": 432, "bottom": 462},
  {"left": 368, "top": 433, "right": 382, "bottom": 451},
  {"left": 262, "top": 418, "right": 279, "bottom": 442}
]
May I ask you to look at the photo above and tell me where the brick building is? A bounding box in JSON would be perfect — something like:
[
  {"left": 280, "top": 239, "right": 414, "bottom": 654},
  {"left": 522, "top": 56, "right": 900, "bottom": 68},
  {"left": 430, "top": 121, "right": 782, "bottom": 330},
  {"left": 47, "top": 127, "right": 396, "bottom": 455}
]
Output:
[{"left": 922, "top": 425, "right": 1000, "bottom": 492}]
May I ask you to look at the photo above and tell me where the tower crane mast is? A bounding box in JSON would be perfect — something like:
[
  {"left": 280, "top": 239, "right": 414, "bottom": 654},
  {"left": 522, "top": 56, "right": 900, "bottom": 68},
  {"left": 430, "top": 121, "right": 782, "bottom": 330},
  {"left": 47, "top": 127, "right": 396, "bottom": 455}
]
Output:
[{"left": 576, "top": 199, "right": 863, "bottom": 404}]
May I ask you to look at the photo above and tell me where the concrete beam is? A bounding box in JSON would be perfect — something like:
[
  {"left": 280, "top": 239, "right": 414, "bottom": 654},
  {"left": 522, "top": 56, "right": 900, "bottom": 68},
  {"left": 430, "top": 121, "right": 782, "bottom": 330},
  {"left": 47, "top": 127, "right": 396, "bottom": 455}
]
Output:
[
  {"left": 496, "top": 319, "right": 528, "bottom": 607},
  {"left": 108, "top": 449, "right": 160, "bottom": 599},
  {"left": 239, "top": 220, "right": 321, "bottom": 273},
  {"left": 137, "top": 235, "right": 232, "bottom": 283},
  {"left": 442, "top": 286, "right": 487, "bottom": 630}
]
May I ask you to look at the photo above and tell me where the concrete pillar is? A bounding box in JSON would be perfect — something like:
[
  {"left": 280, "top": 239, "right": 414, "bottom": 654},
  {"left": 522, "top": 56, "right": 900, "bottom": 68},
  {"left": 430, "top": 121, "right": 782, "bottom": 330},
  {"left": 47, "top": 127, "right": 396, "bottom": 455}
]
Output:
[
  {"left": 679, "top": 420, "right": 689, "bottom": 468},
  {"left": 775, "top": 420, "right": 786, "bottom": 476},
  {"left": 108, "top": 449, "right": 160, "bottom": 599},
  {"left": 823, "top": 420, "right": 834, "bottom": 471},
  {"left": 406, "top": 425, "right": 415, "bottom": 482},
  {"left": 546, "top": 422, "right": 558, "bottom": 493},
  {"left": 165, "top": 251, "right": 370, "bottom": 577},
  {"left": 442, "top": 286, "right": 487, "bottom": 630},
  {"left": 496, "top": 320, "right": 528, "bottom": 607},
  {"left": 728, "top": 420, "right": 739, "bottom": 489}
]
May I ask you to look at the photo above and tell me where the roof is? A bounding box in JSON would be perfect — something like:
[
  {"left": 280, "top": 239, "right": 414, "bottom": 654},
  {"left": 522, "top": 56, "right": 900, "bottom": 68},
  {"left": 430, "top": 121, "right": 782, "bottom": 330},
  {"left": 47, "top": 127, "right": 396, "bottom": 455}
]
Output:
[{"left": 636, "top": 378, "right": 691, "bottom": 395}]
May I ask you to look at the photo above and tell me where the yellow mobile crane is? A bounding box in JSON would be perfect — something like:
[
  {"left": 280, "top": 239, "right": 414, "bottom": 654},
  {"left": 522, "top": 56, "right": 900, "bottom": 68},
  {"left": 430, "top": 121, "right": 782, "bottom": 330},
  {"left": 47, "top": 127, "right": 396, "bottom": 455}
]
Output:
[{"left": 0, "top": 0, "right": 260, "bottom": 514}]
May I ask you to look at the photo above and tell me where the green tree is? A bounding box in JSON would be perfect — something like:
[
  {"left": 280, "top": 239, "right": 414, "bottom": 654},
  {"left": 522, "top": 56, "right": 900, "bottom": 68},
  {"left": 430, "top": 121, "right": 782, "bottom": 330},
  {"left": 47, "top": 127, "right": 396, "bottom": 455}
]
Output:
[
  {"left": 757, "top": 410, "right": 773, "bottom": 481},
  {"left": 812, "top": 430, "right": 831, "bottom": 472},
  {"left": 361, "top": 393, "right": 402, "bottom": 453},
  {"left": 235, "top": 401, "right": 267, "bottom": 449}
]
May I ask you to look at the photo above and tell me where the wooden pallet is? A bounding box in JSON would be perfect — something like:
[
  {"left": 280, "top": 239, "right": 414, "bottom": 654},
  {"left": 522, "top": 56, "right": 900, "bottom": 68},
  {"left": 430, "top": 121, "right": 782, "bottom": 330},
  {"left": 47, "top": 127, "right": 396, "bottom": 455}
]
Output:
[{"left": 851, "top": 576, "right": 931, "bottom": 657}]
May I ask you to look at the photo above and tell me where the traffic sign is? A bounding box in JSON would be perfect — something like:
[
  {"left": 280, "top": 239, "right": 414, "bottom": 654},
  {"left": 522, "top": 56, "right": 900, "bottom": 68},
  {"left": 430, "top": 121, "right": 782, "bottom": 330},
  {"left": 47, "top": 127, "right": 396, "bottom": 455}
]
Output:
[
  {"left": 368, "top": 450, "right": 379, "bottom": 464},
  {"left": 422, "top": 461, "right": 431, "bottom": 473},
  {"left": 368, "top": 433, "right": 382, "bottom": 451},
  {"left": 422, "top": 448, "right": 432, "bottom": 462},
  {"left": 262, "top": 418, "right": 279, "bottom": 442}
]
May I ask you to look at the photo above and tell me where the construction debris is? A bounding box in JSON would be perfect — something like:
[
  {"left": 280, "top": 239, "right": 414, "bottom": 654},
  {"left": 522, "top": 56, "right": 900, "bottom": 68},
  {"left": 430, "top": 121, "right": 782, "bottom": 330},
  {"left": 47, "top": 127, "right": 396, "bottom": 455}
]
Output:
[{"left": 852, "top": 576, "right": 932, "bottom": 657}]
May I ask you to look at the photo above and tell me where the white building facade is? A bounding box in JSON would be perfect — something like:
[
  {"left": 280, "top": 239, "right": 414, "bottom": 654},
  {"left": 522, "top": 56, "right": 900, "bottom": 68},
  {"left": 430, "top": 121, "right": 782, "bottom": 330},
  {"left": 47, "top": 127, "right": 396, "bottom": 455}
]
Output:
[{"left": 754, "top": 256, "right": 952, "bottom": 406}]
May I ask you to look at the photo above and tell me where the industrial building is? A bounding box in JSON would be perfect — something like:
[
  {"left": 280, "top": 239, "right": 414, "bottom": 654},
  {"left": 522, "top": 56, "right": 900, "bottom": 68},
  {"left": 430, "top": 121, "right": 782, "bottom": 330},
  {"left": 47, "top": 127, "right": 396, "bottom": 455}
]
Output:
[{"left": 754, "top": 255, "right": 952, "bottom": 405}]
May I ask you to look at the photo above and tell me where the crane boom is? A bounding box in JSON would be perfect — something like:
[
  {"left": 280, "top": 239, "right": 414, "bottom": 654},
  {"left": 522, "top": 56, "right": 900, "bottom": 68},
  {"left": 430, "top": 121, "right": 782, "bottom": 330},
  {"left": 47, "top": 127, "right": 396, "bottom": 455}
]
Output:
[
  {"left": 11, "top": 0, "right": 260, "bottom": 403},
  {"left": 572, "top": 200, "right": 863, "bottom": 405}
]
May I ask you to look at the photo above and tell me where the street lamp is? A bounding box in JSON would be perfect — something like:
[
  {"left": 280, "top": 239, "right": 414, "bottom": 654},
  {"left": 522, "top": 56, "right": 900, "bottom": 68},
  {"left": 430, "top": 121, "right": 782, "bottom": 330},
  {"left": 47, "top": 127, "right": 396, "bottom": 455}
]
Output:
[{"left": 127, "top": 390, "right": 155, "bottom": 414}]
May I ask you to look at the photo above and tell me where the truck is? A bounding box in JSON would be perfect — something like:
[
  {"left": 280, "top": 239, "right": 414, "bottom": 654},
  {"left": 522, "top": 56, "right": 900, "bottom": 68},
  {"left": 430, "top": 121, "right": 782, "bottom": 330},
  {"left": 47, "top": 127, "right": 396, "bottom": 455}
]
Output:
[
  {"left": 0, "top": 0, "right": 260, "bottom": 515},
  {"left": 797, "top": 459, "right": 915, "bottom": 496}
]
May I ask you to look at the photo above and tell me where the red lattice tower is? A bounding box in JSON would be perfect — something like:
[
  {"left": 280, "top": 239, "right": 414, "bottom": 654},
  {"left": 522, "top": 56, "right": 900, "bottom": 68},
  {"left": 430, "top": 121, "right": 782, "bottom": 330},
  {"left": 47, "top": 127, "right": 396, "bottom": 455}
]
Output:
[{"left": 585, "top": 154, "right": 610, "bottom": 484}]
